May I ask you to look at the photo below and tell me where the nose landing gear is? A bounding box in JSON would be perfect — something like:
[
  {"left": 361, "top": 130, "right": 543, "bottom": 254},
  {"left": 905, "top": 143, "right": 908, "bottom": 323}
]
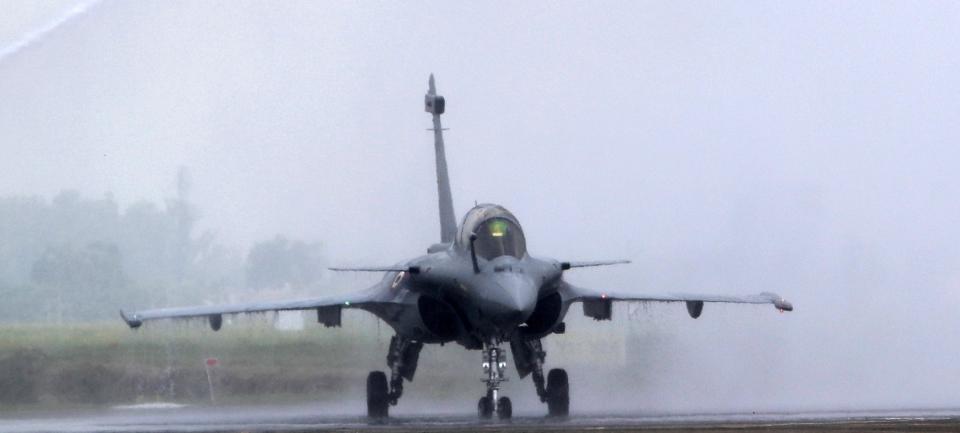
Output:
[{"left": 478, "top": 345, "right": 512, "bottom": 419}]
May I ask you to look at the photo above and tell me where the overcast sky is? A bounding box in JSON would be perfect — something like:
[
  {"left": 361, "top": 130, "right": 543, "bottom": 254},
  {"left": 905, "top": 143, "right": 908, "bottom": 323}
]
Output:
[{"left": 1, "top": 0, "right": 959, "bottom": 410}]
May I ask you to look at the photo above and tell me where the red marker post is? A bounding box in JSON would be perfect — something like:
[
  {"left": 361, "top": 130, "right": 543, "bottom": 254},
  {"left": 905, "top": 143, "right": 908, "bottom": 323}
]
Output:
[{"left": 204, "top": 357, "right": 219, "bottom": 404}]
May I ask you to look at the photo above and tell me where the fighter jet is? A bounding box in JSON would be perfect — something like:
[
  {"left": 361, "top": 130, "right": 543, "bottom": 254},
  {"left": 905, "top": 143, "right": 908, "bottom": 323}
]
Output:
[{"left": 121, "top": 75, "right": 793, "bottom": 420}]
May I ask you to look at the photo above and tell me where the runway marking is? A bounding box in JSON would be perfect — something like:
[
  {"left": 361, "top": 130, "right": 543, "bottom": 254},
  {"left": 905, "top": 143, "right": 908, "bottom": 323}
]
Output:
[{"left": 111, "top": 402, "right": 188, "bottom": 410}]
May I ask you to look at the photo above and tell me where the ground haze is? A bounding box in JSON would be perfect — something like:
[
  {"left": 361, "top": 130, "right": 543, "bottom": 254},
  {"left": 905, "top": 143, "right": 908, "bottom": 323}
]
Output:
[{"left": 0, "top": 0, "right": 958, "bottom": 419}]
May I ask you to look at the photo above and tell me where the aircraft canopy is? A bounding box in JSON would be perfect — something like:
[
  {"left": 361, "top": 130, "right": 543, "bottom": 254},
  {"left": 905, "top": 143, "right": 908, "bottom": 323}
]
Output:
[{"left": 459, "top": 204, "right": 527, "bottom": 260}]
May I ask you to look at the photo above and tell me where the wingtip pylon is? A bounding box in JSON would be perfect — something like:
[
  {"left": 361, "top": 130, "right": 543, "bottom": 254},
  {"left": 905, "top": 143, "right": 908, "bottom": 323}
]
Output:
[
  {"left": 775, "top": 298, "right": 794, "bottom": 312},
  {"left": 120, "top": 309, "right": 142, "bottom": 329},
  {"left": 761, "top": 292, "right": 794, "bottom": 312}
]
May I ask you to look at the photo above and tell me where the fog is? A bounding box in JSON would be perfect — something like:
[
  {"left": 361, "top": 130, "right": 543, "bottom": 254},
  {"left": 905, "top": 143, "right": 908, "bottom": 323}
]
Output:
[{"left": 1, "top": 0, "right": 959, "bottom": 414}]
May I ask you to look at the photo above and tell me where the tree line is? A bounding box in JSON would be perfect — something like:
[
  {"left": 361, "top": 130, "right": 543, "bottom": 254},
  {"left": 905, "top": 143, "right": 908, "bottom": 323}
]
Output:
[{"left": 0, "top": 170, "right": 325, "bottom": 323}]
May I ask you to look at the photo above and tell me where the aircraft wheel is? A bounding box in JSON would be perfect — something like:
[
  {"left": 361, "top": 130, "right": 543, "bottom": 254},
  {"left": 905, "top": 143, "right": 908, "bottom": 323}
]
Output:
[
  {"left": 546, "top": 368, "right": 569, "bottom": 417},
  {"left": 477, "top": 396, "right": 494, "bottom": 419},
  {"left": 366, "top": 371, "right": 389, "bottom": 418},
  {"left": 497, "top": 396, "right": 512, "bottom": 419}
]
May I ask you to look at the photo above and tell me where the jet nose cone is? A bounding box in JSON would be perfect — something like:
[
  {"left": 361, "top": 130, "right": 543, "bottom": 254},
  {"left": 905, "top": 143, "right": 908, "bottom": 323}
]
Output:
[
  {"left": 480, "top": 273, "right": 538, "bottom": 325},
  {"left": 491, "top": 296, "right": 531, "bottom": 325}
]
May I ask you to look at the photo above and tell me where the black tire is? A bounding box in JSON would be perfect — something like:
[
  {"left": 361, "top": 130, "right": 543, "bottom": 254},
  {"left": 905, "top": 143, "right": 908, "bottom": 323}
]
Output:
[
  {"left": 366, "top": 371, "right": 389, "bottom": 419},
  {"left": 546, "top": 368, "right": 569, "bottom": 417},
  {"left": 497, "top": 396, "right": 512, "bottom": 420},
  {"left": 478, "top": 396, "right": 494, "bottom": 419}
]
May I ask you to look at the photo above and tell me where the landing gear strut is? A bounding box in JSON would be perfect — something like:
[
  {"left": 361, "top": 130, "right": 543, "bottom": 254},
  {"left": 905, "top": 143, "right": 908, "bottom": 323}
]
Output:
[
  {"left": 478, "top": 345, "right": 512, "bottom": 419},
  {"left": 367, "top": 335, "right": 423, "bottom": 418},
  {"left": 510, "top": 337, "right": 569, "bottom": 417}
]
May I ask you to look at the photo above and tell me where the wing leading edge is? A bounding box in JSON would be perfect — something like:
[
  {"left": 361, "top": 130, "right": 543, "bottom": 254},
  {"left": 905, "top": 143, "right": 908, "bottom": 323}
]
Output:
[
  {"left": 120, "top": 288, "right": 383, "bottom": 329},
  {"left": 561, "top": 281, "right": 793, "bottom": 320}
]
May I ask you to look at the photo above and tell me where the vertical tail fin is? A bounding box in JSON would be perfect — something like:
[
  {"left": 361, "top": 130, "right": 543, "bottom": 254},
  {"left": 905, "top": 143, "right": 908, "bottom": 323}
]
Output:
[{"left": 425, "top": 74, "right": 457, "bottom": 243}]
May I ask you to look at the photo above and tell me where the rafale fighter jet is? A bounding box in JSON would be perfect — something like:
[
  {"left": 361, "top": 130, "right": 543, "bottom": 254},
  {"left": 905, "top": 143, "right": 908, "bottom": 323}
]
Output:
[{"left": 121, "top": 75, "right": 793, "bottom": 419}]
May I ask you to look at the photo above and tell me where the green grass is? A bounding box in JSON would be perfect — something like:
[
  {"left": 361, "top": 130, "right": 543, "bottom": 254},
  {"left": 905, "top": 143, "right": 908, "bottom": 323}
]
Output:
[
  {"left": 0, "top": 317, "right": 400, "bottom": 409},
  {"left": 0, "top": 309, "right": 665, "bottom": 411}
]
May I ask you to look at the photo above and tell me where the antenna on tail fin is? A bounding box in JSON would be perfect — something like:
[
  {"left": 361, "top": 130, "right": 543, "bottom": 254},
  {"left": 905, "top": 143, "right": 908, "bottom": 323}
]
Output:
[{"left": 426, "top": 74, "right": 457, "bottom": 243}]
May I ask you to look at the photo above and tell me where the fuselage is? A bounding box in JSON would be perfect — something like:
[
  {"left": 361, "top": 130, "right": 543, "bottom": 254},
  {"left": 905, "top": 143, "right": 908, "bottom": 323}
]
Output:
[{"left": 371, "top": 203, "right": 567, "bottom": 349}]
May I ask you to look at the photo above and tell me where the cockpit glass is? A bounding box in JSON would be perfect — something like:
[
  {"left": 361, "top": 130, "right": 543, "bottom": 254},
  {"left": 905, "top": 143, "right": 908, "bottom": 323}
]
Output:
[
  {"left": 488, "top": 219, "right": 508, "bottom": 237},
  {"left": 474, "top": 217, "right": 526, "bottom": 260}
]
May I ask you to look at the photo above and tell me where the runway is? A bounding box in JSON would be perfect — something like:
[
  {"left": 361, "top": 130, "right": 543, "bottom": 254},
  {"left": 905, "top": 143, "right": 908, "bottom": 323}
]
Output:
[{"left": 3, "top": 404, "right": 960, "bottom": 433}]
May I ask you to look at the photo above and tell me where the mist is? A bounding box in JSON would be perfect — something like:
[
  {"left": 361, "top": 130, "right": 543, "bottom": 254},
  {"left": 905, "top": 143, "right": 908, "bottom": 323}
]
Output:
[{"left": 1, "top": 0, "right": 958, "bottom": 414}]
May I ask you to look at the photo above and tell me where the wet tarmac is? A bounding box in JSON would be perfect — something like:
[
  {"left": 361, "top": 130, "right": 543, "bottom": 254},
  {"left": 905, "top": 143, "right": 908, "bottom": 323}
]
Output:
[{"left": 3, "top": 404, "right": 960, "bottom": 433}]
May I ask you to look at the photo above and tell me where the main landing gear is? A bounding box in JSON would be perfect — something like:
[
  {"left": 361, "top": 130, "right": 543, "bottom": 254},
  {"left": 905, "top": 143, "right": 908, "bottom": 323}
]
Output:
[
  {"left": 366, "top": 335, "right": 569, "bottom": 419},
  {"left": 510, "top": 337, "right": 569, "bottom": 417},
  {"left": 478, "top": 345, "right": 512, "bottom": 419},
  {"left": 367, "top": 336, "right": 423, "bottom": 419},
  {"left": 545, "top": 368, "right": 569, "bottom": 417}
]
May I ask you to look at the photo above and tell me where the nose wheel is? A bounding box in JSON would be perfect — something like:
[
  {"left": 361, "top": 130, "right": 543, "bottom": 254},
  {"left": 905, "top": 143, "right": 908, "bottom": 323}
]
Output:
[
  {"left": 477, "top": 394, "right": 493, "bottom": 418},
  {"left": 479, "top": 345, "right": 512, "bottom": 419},
  {"left": 497, "top": 396, "right": 512, "bottom": 419},
  {"left": 478, "top": 394, "right": 512, "bottom": 419}
]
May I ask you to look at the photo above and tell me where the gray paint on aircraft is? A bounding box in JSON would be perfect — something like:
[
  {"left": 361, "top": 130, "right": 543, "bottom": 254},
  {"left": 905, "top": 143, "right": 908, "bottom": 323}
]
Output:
[{"left": 121, "top": 76, "right": 792, "bottom": 416}]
